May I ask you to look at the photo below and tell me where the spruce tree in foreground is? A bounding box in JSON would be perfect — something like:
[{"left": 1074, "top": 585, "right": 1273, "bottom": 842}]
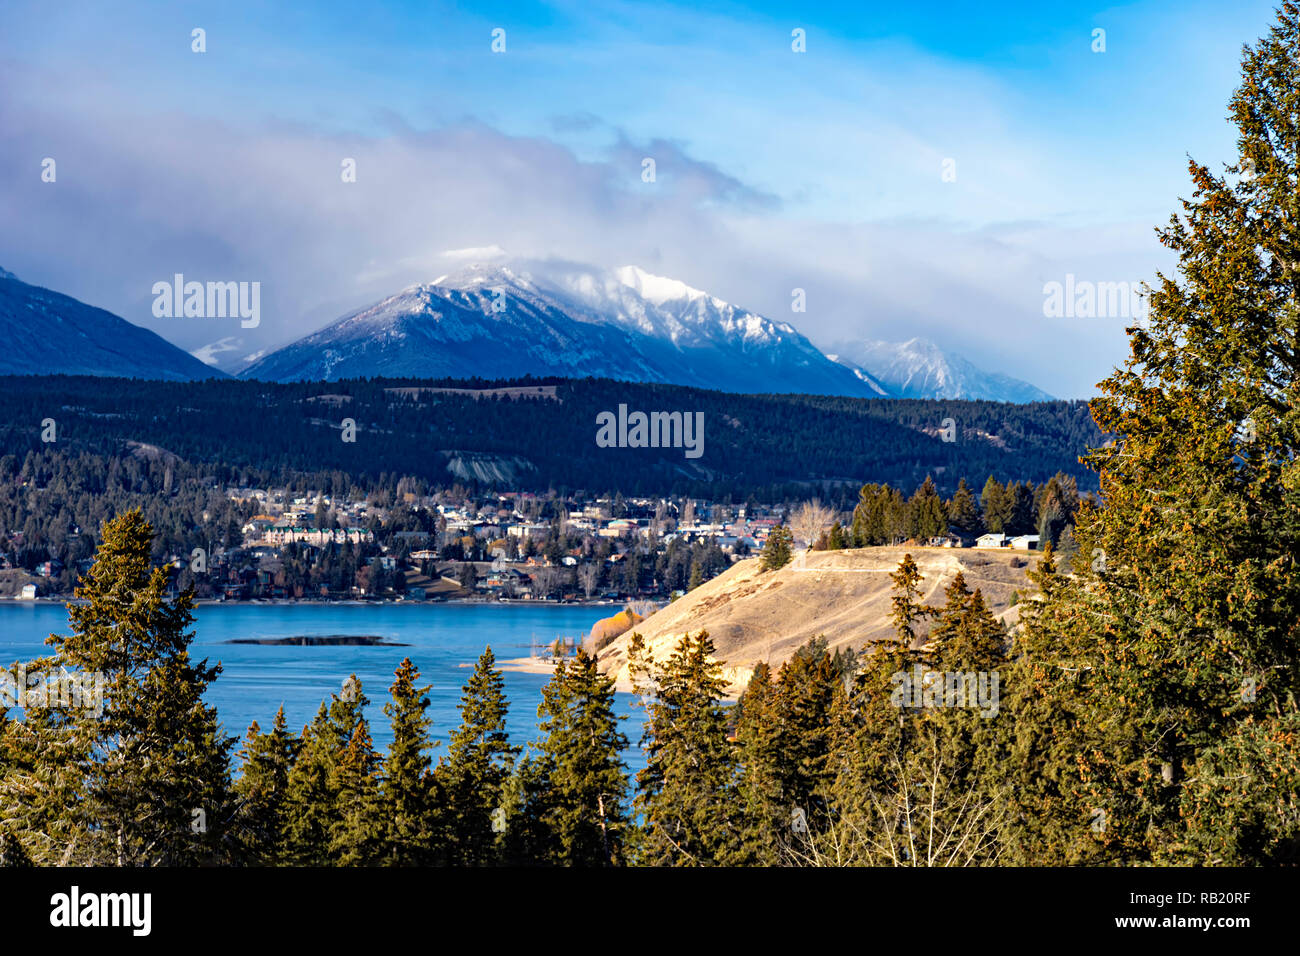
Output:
[
  {"left": 533, "top": 649, "right": 629, "bottom": 865},
  {"left": 438, "top": 647, "right": 518, "bottom": 865},
  {"left": 888, "top": 553, "right": 936, "bottom": 646},
  {"left": 282, "top": 677, "right": 374, "bottom": 865},
  {"left": 634, "top": 631, "right": 739, "bottom": 865},
  {"left": 1017, "top": 2, "right": 1300, "bottom": 864},
  {"left": 330, "top": 718, "right": 383, "bottom": 865},
  {"left": 379, "top": 657, "right": 440, "bottom": 865},
  {"left": 733, "top": 662, "right": 784, "bottom": 865},
  {"left": 2, "top": 510, "right": 236, "bottom": 865},
  {"left": 233, "top": 706, "right": 299, "bottom": 864}
]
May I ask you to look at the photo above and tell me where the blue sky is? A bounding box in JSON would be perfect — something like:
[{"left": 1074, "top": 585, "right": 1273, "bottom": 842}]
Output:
[{"left": 0, "top": 0, "right": 1282, "bottom": 395}]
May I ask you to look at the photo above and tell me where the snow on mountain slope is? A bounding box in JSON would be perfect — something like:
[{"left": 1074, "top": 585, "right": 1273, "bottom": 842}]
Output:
[
  {"left": 237, "top": 259, "right": 1048, "bottom": 402},
  {"left": 830, "top": 338, "right": 1053, "bottom": 402},
  {"left": 240, "top": 262, "right": 882, "bottom": 397}
]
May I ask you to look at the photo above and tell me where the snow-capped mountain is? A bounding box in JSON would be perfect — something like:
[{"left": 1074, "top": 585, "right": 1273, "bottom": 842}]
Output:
[
  {"left": 238, "top": 262, "right": 887, "bottom": 397},
  {"left": 238, "top": 260, "right": 1048, "bottom": 402},
  {"left": 0, "top": 268, "right": 224, "bottom": 381},
  {"left": 829, "top": 338, "right": 1053, "bottom": 403}
]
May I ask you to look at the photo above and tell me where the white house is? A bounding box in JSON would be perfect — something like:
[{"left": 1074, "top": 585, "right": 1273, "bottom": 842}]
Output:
[
  {"left": 976, "top": 533, "right": 1008, "bottom": 549},
  {"left": 19, "top": 584, "right": 37, "bottom": 600},
  {"left": 1010, "top": 534, "right": 1041, "bottom": 550}
]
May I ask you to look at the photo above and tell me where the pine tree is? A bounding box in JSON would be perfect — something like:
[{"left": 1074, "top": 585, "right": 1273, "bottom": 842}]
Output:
[
  {"left": 498, "top": 750, "right": 554, "bottom": 865},
  {"left": 634, "top": 631, "right": 740, "bottom": 865},
  {"left": 3, "top": 510, "right": 236, "bottom": 865},
  {"left": 533, "top": 649, "right": 629, "bottom": 865},
  {"left": 1001, "top": 545, "right": 1109, "bottom": 864},
  {"left": 769, "top": 641, "right": 840, "bottom": 835},
  {"left": 889, "top": 554, "right": 936, "bottom": 646},
  {"left": 760, "top": 525, "right": 793, "bottom": 570},
  {"left": 979, "top": 477, "right": 1012, "bottom": 534},
  {"left": 824, "top": 569, "right": 1007, "bottom": 865},
  {"left": 330, "top": 718, "right": 383, "bottom": 865},
  {"left": 1031, "top": 4, "right": 1300, "bottom": 864},
  {"left": 233, "top": 706, "right": 299, "bottom": 864},
  {"left": 1007, "top": 482, "right": 1037, "bottom": 536},
  {"left": 733, "top": 662, "right": 784, "bottom": 864},
  {"left": 438, "top": 647, "right": 518, "bottom": 865},
  {"left": 281, "top": 704, "right": 337, "bottom": 864},
  {"left": 379, "top": 658, "right": 439, "bottom": 865},
  {"left": 924, "top": 571, "right": 973, "bottom": 659},
  {"left": 282, "top": 676, "right": 373, "bottom": 865},
  {"left": 851, "top": 483, "right": 891, "bottom": 546},
  {"left": 827, "top": 521, "right": 847, "bottom": 550},
  {"left": 946, "top": 478, "right": 982, "bottom": 536},
  {"left": 907, "top": 476, "right": 948, "bottom": 541}
]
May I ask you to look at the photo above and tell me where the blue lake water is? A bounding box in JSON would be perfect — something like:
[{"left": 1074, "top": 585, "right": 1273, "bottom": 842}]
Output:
[{"left": 0, "top": 602, "right": 648, "bottom": 773}]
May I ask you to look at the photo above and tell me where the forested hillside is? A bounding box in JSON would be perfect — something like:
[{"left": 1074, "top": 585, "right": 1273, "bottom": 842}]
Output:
[{"left": 0, "top": 375, "right": 1102, "bottom": 500}]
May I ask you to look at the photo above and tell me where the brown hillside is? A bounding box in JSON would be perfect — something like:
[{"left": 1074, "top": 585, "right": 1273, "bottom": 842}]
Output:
[{"left": 596, "top": 546, "right": 1040, "bottom": 696}]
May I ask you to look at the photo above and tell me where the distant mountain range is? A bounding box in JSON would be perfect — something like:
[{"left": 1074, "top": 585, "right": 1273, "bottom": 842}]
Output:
[
  {"left": 236, "top": 263, "right": 896, "bottom": 397},
  {"left": 236, "top": 262, "right": 1052, "bottom": 402},
  {"left": 827, "top": 338, "right": 1054, "bottom": 403},
  {"left": 0, "top": 260, "right": 1053, "bottom": 402},
  {"left": 0, "top": 268, "right": 219, "bottom": 381}
]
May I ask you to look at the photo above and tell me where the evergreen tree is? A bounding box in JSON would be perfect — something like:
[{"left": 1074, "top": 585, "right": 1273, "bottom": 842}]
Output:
[
  {"left": 330, "top": 717, "right": 383, "bottom": 865},
  {"left": 827, "top": 521, "right": 847, "bottom": 550},
  {"left": 281, "top": 704, "right": 337, "bottom": 865},
  {"left": 769, "top": 641, "right": 841, "bottom": 834},
  {"left": 889, "top": 553, "right": 936, "bottom": 645},
  {"left": 760, "top": 525, "right": 793, "bottom": 571},
  {"left": 1007, "top": 482, "right": 1037, "bottom": 536},
  {"left": 1000, "top": 545, "right": 1105, "bottom": 864},
  {"left": 379, "top": 658, "right": 439, "bottom": 865},
  {"left": 2, "top": 510, "right": 235, "bottom": 865},
  {"left": 907, "top": 476, "right": 948, "bottom": 541},
  {"left": 533, "top": 649, "right": 630, "bottom": 865},
  {"left": 498, "top": 750, "right": 554, "bottom": 865},
  {"left": 438, "top": 647, "right": 518, "bottom": 865},
  {"left": 946, "top": 478, "right": 982, "bottom": 536},
  {"left": 634, "top": 631, "right": 740, "bottom": 865},
  {"left": 233, "top": 706, "right": 299, "bottom": 864},
  {"left": 282, "top": 677, "right": 373, "bottom": 865},
  {"left": 979, "top": 477, "right": 1012, "bottom": 533},
  {"left": 1043, "top": 3, "right": 1300, "bottom": 863},
  {"left": 851, "top": 483, "right": 891, "bottom": 546},
  {"left": 733, "top": 662, "right": 785, "bottom": 864}
]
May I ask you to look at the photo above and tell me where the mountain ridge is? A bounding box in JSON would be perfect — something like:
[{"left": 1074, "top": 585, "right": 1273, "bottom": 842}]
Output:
[
  {"left": 237, "top": 261, "right": 1047, "bottom": 402},
  {"left": 0, "top": 269, "right": 225, "bottom": 381}
]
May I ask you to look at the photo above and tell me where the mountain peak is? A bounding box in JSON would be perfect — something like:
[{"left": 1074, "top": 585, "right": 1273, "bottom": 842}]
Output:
[
  {"left": 614, "top": 266, "right": 720, "bottom": 307},
  {"left": 0, "top": 271, "right": 224, "bottom": 380},
  {"left": 432, "top": 262, "right": 534, "bottom": 292},
  {"left": 831, "top": 338, "right": 1053, "bottom": 402}
]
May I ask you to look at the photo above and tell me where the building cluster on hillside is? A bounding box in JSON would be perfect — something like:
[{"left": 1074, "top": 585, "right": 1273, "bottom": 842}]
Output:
[
  {"left": 4, "top": 475, "right": 1063, "bottom": 602},
  {"left": 125, "top": 487, "right": 790, "bottom": 603}
]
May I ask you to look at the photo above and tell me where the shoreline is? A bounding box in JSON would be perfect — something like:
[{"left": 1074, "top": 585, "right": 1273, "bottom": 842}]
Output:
[{"left": 4, "top": 596, "right": 634, "bottom": 609}]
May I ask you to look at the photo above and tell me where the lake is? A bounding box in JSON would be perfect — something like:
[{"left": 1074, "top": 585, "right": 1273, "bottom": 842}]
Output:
[{"left": 0, "top": 602, "right": 649, "bottom": 772}]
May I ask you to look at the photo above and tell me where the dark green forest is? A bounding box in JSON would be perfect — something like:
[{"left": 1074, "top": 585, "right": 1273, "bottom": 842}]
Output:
[{"left": 0, "top": 374, "right": 1102, "bottom": 501}]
